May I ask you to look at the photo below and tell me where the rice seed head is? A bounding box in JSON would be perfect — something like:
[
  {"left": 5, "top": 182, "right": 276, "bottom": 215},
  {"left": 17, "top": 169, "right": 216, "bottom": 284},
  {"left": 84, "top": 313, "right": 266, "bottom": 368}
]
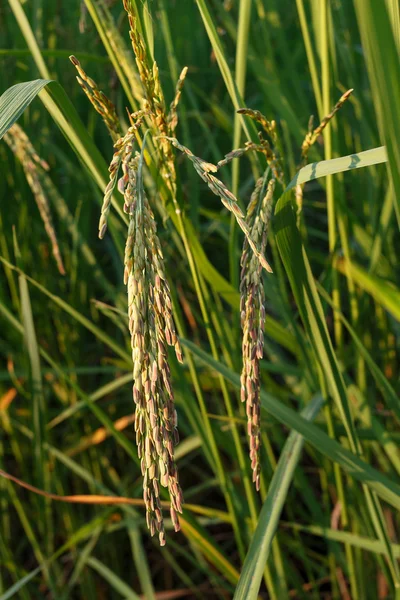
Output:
[
  {"left": 240, "top": 177, "right": 275, "bottom": 490},
  {"left": 236, "top": 110, "right": 284, "bottom": 182},
  {"left": 69, "top": 55, "right": 122, "bottom": 141},
  {"left": 122, "top": 1, "right": 189, "bottom": 205},
  {"left": 301, "top": 89, "right": 353, "bottom": 161},
  {"left": 216, "top": 146, "right": 250, "bottom": 169},
  {"left": 237, "top": 107, "right": 276, "bottom": 140},
  {"left": 118, "top": 137, "right": 183, "bottom": 545},
  {"left": 3, "top": 124, "right": 65, "bottom": 275}
]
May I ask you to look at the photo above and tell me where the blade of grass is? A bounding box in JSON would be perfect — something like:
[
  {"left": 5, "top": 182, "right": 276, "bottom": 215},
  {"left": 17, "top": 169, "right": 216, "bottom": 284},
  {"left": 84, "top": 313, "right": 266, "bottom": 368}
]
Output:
[
  {"left": 354, "top": 0, "right": 400, "bottom": 223},
  {"left": 83, "top": 0, "right": 139, "bottom": 110},
  {"left": 181, "top": 338, "right": 400, "bottom": 510},
  {"left": 274, "top": 189, "right": 400, "bottom": 589},
  {"left": 0, "top": 257, "right": 130, "bottom": 363},
  {"left": 287, "top": 146, "right": 388, "bottom": 189},
  {"left": 317, "top": 283, "right": 400, "bottom": 423},
  {"left": 85, "top": 556, "right": 141, "bottom": 599},
  {"left": 194, "top": 0, "right": 254, "bottom": 143},
  {"left": 284, "top": 522, "right": 400, "bottom": 558},
  {"left": 335, "top": 258, "right": 400, "bottom": 321},
  {"left": 274, "top": 191, "right": 358, "bottom": 450},
  {"left": 8, "top": 0, "right": 50, "bottom": 79},
  {"left": 233, "top": 394, "right": 324, "bottom": 600},
  {"left": 0, "top": 79, "right": 51, "bottom": 139}
]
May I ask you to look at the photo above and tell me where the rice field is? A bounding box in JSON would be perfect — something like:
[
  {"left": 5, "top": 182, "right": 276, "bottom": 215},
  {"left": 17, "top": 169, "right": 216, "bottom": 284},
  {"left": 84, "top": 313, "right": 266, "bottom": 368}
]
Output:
[{"left": 0, "top": 1, "right": 400, "bottom": 598}]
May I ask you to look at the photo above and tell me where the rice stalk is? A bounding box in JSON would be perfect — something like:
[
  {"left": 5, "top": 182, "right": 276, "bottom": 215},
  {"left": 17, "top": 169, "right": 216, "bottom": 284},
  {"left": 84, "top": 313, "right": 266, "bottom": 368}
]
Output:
[{"left": 3, "top": 124, "right": 65, "bottom": 275}]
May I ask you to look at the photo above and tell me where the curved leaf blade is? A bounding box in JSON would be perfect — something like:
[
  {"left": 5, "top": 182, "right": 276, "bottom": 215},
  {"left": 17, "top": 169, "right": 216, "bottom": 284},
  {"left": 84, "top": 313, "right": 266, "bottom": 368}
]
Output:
[
  {"left": 287, "top": 146, "right": 388, "bottom": 189},
  {"left": 181, "top": 338, "right": 400, "bottom": 511},
  {"left": 336, "top": 258, "right": 400, "bottom": 321},
  {"left": 0, "top": 79, "right": 51, "bottom": 139}
]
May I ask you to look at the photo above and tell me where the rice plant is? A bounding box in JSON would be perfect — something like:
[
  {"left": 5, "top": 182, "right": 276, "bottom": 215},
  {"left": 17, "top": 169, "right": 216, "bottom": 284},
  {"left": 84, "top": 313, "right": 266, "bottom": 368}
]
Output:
[{"left": 0, "top": 0, "right": 399, "bottom": 598}]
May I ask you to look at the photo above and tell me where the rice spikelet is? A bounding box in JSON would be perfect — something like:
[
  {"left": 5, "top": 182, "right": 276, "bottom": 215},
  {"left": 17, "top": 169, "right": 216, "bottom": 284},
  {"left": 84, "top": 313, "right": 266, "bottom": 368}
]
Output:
[
  {"left": 300, "top": 89, "right": 353, "bottom": 162},
  {"left": 69, "top": 55, "right": 122, "bottom": 141},
  {"left": 297, "top": 89, "right": 353, "bottom": 225},
  {"left": 122, "top": 1, "right": 188, "bottom": 205},
  {"left": 98, "top": 112, "right": 145, "bottom": 238},
  {"left": 168, "top": 67, "right": 188, "bottom": 133}
]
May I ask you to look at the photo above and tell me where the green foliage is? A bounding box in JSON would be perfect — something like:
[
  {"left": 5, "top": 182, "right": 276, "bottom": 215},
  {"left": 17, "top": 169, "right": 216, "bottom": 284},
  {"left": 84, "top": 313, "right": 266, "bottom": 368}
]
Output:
[{"left": 0, "top": 0, "right": 399, "bottom": 598}]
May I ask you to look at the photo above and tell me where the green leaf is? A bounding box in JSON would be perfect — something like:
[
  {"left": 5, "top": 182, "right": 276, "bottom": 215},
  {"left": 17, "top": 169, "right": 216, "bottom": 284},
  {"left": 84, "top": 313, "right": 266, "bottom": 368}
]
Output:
[
  {"left": 233, "top": 394, "right": 324, "bottom": 600},
  {"left": 0, "top": 78, "right": 127, "bottom": 228},
  {"left": 273, "top": 190, "right": 400, "bottom": 586},
  {"left": 335, "top": 258, "right": 400, "bottom": 321},
  {"left": 14, "top": 231, "right": 46, "bottom": 516},
  {"left": 0, "top": 79, "right": 51, "bottom": 139},
  {"left": 179, "top": 510, "right": 240, "bottom": 586},
  {"left": 0, "top": 257, "right": 130, "bottom": 364},
  {"left": 85, "top": 557, "right": 141, "bottom": 600},
  {"left": 274, "top": 191, "right": 358, "bottom": 451},
  {"left": 181, "top": 339, "right": 400, "bottom": 511},
  {"left": 354, "top": 0, "right": 400, "bottom": 223},
  {"left": 287, "top": 146, "right": 388, "bottom": 189},
  {"left": 0, "top": 567, "right": 42, "bottom": 600},
  {"left": 317, "top": 283, "right": 400, "bottom": 423},
  {"left": 283, "top": 521, "right": 400, "bottom": 558},
  {"left": 194, "top": 0, "right": 254, "bottom": 142}
]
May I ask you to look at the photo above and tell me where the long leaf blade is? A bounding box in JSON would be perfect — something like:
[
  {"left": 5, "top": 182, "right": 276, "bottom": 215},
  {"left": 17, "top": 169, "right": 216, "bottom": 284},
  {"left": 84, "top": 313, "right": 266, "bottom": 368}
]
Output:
[{"left": 233, "top": 394, "right": 324, "bottom": 600}]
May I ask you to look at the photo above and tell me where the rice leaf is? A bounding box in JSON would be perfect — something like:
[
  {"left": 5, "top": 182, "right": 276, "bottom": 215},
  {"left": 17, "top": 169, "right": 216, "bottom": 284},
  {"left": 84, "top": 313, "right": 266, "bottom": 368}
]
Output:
[
  {"left": 233, "top": 394, "right": 324, "bottom": 599},
  {"left": 181, "top": 339, "right": 400, "bottom": 511}
]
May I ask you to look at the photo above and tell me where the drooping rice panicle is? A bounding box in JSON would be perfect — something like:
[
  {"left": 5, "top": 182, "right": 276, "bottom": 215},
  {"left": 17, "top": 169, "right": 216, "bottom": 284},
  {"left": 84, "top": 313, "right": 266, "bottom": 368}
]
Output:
[
  {"left": 3, "top": 124, "right": 65, "bottom": 275},
  {"left": 240, "top": 176, "right": 275, "bottom": 490},
  {"left": 163, "top": 136, "right": 273, "bottom": 273},
  {"left": 296, "top": 89, "right": 353, "bottom": 226},
  {"left": 121, "top": 137, "right": 183, "bottom": 546},
  {"left": 300, "top": 88, "right": 353, "bottom": 162},
  {"left": 69, "top": 55, "right": 122, "bottom": 141}
]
